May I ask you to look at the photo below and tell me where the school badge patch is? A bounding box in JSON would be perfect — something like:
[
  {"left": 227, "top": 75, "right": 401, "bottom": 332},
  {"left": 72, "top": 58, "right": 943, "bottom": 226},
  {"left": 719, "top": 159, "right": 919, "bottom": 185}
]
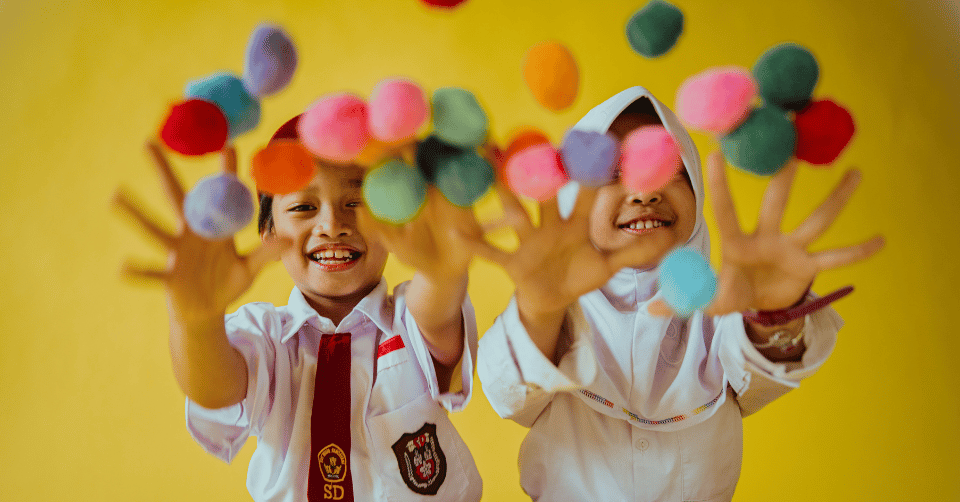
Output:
[
  {"left": 318, "top": 443, "right": 348, "bottom": 483},
  {"left": 391, "top": 423, "right": 447, "bottom": 495}
]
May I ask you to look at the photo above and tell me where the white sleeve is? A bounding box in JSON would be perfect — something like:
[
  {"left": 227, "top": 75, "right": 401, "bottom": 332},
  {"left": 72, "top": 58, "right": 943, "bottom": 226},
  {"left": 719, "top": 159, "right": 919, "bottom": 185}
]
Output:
[
  {"left": 718, "top": 294, "right": 844, "bottom": 417},
  {"left": 184, "top": 303, "right": 280, "bottom": 463},
  {"left": 395, "top": 284, "right": 479, "bottom": 414},
  {"left": 477, "top": 297, "right": 599, "bottom": 428}
]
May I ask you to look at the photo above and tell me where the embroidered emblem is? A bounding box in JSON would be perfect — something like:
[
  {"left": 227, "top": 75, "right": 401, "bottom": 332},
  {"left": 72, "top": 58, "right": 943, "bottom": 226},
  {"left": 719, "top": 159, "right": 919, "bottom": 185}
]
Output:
[
  {"left": 318, "top": 443, "right": 348, "bottom": 483},
  {"left": 391, "top": 423, "right": 447, "bottom": 495}
]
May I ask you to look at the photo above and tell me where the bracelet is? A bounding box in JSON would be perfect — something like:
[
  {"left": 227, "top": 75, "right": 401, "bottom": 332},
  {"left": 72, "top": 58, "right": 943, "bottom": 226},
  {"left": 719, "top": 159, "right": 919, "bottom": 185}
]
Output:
[{"left": 742, "top": 285, "right": 854, "bottom": 328}]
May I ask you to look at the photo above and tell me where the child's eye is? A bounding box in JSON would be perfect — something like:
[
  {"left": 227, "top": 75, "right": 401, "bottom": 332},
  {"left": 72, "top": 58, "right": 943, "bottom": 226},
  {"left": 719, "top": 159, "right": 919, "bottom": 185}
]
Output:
[
  {"left": 346, "top": 201, "right": 362, "bottom": 208},
  {"left": 288, "top": 204, "right": 316, "bottom": 212}
]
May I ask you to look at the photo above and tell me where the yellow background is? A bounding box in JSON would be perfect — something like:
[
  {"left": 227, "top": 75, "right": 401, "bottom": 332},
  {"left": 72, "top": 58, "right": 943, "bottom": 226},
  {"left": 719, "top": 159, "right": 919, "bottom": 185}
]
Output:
[{"left": 1, "top": 0, "right": 957, "bottom": 500}]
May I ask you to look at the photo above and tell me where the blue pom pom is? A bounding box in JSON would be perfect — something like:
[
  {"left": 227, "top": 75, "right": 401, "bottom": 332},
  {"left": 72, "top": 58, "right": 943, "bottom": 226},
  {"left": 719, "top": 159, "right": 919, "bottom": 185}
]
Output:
[
  {"left": 185, "top": 72, "right": 261, "bottom": 138},
  {"left": 242, "top": 24, "right": 297, "bottom": 97},
  {"left": 560, "top": 130, "right": 619, "bottom": 187},
  {"left": 658, "top": 247, "right": 717, "bottom": 317},
  {"left": 184, "top": 173, "right": 254, "bottom": 240}
]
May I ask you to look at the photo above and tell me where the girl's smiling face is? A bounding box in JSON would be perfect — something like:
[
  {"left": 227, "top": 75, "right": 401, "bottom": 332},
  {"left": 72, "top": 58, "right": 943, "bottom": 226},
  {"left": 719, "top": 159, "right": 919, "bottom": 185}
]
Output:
[
  {"left": 588, "top": 111, "right": 697, "bottom": 269},
  {"left": 264, "top": 163, "right": 388, "bottom": 304}
]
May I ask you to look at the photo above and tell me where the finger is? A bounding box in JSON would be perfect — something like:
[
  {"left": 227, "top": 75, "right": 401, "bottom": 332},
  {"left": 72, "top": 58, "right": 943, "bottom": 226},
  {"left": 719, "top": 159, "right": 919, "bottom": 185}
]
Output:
[
  {"left": 356, "top": 206, "right": 405, "bottom": 246},
  {"left": 539, "top": 196, "right": 561, "bottom": 231},
  {"left": 570, "top": 186, "right": 598, "bottom": 226},
  {"left": 756, "top": 159, "right": 798, "bottom": 235},
  {"left": 812, "top": 235, "right": 885, "bottom": 270},
  {"left": 472, "top": 239, "right": 512, "bottom": 267},
  {"left": 495, "top": 182, "right": 534, "bottom": 237},
  {"left": 221, "top": 145, "right": 238, "bottom": 175},
  {"left": 646, "top": 299, "right": 674, "bottom": 317},
  {"left": 146, "top": 140, "right": 186, "bottom": 215},
  {"left": 607, "top": 240, "right": 658, "bottom": 271},
  {"left": 243, "top": 238, "right": 282, "bottom": 275},
  {"left": 707, "top": 151, "right": 743, "bottom": 239},
  {"left": 791, "top": 169, "right": 862, "bottom": 247},
  {"left": 113, "top": 190, "right": 177, "bottom": 247},
  {"left": 480, "top": 216, "right": 508, "bottom": 233},
  {"left": 121, "top": 261, "right": 168, "bottom": 282}
]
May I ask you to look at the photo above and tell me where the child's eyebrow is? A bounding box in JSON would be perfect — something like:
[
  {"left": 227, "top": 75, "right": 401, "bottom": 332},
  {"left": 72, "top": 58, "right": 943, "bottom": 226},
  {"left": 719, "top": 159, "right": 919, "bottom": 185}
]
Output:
[{"left": 345, "top": 178, "right": 363, "bottom": 189}]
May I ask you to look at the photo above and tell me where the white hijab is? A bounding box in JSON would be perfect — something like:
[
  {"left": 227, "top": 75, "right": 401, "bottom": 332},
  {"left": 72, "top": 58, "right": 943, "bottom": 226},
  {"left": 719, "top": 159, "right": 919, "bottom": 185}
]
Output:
[{"left": 559, "top": 87, "right": 727, "bottom": 432}]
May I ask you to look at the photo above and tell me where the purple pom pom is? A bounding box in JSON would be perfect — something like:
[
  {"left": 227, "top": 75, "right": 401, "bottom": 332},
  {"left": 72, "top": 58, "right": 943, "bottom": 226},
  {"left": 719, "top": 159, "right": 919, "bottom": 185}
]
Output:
[
  {"left": 242, "top": 24, "right": 298, "bottom": 98},
  {"left": 560, "top": 130, "right": 619, "bottom": 187},
  {"left": 184, "top": 173, "right": 254, "bottom": 239}
]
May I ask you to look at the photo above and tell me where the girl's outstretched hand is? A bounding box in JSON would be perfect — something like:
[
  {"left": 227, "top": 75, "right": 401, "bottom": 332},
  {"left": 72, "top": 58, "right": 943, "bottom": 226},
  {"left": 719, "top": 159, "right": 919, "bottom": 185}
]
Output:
[
  {"left": 114, "top": 141, "right": 279, "bottom": 317},
  {"left": 649, "top": 151, "right": 885, "bottom": 317}
]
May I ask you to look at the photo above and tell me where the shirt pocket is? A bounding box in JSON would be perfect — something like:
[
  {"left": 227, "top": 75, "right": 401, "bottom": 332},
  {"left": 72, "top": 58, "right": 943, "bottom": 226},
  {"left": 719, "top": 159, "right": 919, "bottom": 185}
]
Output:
[
  {"left": 366, "top": 393, "right": 482, "bottom": 502},
  {"left": 678, "top": 389, "right": 743, "bottom": 501}
]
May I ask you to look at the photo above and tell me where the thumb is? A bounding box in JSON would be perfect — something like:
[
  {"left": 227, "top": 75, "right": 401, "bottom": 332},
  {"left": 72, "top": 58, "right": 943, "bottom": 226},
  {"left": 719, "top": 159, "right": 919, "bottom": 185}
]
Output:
[{"left": 244, "top": 236, "right": 282, "bottom": 275}]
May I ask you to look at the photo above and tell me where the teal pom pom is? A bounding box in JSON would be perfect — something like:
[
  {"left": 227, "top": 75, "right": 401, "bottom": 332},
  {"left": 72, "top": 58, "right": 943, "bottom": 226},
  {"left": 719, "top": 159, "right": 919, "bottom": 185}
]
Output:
[
  {"left": 431, "top": 87, "right": 488, "bottom": 148},
  {"left": 753, "top": 43, "right": 819, "bottom": 111},
  {"left": 658, "top": 247, "right": 717, "bottom": 317},
  {"left": 363, "top": 160, "right": 428, "bottom": 224},
  {"left": 434, "top": 150, "right": 494, "bottom": 207},
  {"left": 625, "top": 0, "right": 684, "bottom": 58},
  {"left": 720, "top": 106, "right": 796, "bottom": 176},
  {"left": 185, "top": 72, "right": 261, "bottom": 138}
]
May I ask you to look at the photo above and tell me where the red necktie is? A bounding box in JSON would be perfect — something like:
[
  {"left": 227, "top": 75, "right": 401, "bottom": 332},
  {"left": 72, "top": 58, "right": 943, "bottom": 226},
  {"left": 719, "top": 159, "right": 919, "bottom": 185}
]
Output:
[{"left": 308, "top": 332, "right": 354, "bottom": 501}]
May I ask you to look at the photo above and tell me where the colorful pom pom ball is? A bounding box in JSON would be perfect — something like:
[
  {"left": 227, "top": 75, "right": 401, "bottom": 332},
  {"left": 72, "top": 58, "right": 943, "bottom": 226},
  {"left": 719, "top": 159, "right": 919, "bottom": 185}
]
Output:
[
  {"left": 560, "top": 130, "right": 619, "bottom": 187},
  {"left": 431, "top": 87, "right": 488, "bottom": 148},
  {"left": 298, "top": 94, "right": 371, "bottom": 163},
  {"left": 753, "top": 43, "right": 819, "bottom": 111},
  {"left": 434, "top": 150, "right": 495, "bottom": 207},
  {"left": 658, "top": 247, "right": 717, "bottom": 317},
  {"left": 504, "top": 143, "right": 569, "bottom": 201},
  {"left": 159, "top": 99, "right": 229, "bottom": 156},
  {"left": 242, "top": 24, "right": 298, "bottom": 98},
  {"left": 369, "top": 78, "right": 429, "bottom": 144},
  {"left": 416, "top": 135, "right": 465, "bottom": 182},
  {"left": 185, "top": 72, "right": 261, "bottom": 138},
  {"left": 793, "top": 99, "right": 855, "bottom": 165},
  {"left": 625, "top": 0, "right": 684, "bottom": 58},
  {"left": 184, "top": 173, "right": 254, "bottom": 240},
  {"left": 362, "top": 160, "right": 428, "bottom": 224},
  {"left": 676, "top": 67, "right": 757, "bottom": 135},
  {"left": 522, "top": 41, "right": 580, "bottom": 112},
  {"left": 720, "top": 106, "right": 796, "bottom": 176},
  {"left": 420, "top": 0, "right": 468, "bottom": 8},
  {"left": 620, "top": 126, "right": 682, "bottom": 193},
  {"left": 250, "top": 140, "right": 316, "bottom": 195}
]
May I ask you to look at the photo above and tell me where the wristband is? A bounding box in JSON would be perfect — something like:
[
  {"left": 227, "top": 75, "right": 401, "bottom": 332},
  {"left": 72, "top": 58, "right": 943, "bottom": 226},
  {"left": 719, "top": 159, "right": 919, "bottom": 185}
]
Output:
[{"left": 742, "top": 285, "right": 854, "bottom": 327}]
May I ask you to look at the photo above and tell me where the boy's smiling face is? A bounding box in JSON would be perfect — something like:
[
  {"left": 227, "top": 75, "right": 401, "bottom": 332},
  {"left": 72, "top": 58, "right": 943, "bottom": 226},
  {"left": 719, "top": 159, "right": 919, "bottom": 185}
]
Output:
[
  {"left": 264, "top": 163, "right": 388, "bottom": 305},
  {"left": 588, "top": 110, "right": 697, "bottom": 268}
]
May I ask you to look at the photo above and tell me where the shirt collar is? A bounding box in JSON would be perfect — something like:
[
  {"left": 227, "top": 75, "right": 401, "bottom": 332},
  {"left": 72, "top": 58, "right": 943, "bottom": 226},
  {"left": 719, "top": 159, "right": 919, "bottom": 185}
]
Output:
[{"left": 280, "top": 278, "right": 393, "bottom": 343}]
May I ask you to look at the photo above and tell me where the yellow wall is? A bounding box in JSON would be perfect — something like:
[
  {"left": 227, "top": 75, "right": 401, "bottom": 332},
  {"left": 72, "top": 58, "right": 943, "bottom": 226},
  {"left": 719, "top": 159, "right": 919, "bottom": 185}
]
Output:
[{"left": 1, "top": 0, "right": 957, "bottom": 500}]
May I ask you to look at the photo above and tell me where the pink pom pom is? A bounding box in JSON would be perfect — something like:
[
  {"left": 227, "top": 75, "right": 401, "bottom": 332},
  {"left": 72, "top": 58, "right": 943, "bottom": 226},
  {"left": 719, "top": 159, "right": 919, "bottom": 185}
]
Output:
[
  {"left": 298, "top": 94, "right": 370, "bottom": 163},
  {"left": 369, "top": 79, "right": 428, "bottom": 144},
  {"left": 676, "top": 67, "right": 756, "bottom": 135},
  {"left": 504, "top": 144, "right": 569, "bottom": 201},
  {"left": 620, "top": 126, "right": 681, "bottom": 193}
]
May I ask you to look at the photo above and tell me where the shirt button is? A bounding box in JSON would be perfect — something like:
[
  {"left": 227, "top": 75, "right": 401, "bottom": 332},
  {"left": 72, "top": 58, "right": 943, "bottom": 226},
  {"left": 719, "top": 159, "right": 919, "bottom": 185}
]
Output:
[{"left": 635, "top": 438, "right": 650, "bottom": 451}]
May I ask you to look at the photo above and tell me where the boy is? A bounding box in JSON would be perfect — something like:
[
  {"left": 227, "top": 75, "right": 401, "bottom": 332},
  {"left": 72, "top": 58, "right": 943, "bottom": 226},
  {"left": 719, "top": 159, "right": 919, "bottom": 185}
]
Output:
[
  {"left": 115, "top": 116, "right": 483, "bottom": 501},
  {"left": 475, "top": 87, "right": 884, "bottom": 501}
]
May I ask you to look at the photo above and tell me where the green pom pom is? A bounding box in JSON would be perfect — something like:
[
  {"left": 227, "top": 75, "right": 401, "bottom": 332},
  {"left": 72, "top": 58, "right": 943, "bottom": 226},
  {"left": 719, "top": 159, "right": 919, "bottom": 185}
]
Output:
[
  {"left": 625, "top": 0, "right": 684, "bottom": 58},
  {"left": 431, "top": 87, "right": 488, "bottom": 147},
  {"left": 720, "top": 106, "right": 796, "bottom": 176},
  {"left": 362, "top": 160, "right": 428, "bottom": 224},
  {"left": 435, "top": 150, "right": 494, "bottom": 207},
  {"left": 753, "top": 43, "right": 819, "bottom": 111}
]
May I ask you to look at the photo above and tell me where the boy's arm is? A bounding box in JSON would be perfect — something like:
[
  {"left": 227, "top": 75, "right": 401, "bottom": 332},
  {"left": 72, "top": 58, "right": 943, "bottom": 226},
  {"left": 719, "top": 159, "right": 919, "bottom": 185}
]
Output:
[
  {"left": 115, "top": 142, "right": 276, "bottom": 409},
  {"left": 406, "top": 272, "right": 467, "bottom": 389}
]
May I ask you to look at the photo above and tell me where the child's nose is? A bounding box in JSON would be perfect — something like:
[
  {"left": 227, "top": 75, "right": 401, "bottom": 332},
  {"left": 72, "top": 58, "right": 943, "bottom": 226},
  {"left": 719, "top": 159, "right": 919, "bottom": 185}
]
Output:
[
  {"left": 628, "top": 190, "right": 662, "bottom": 205},
  {"left": 312, "top": 208, "right": 354, "bottom": 238}
]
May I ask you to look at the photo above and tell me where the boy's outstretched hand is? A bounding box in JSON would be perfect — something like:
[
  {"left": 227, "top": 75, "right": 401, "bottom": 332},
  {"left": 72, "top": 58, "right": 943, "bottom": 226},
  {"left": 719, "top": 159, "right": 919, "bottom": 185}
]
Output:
[
  {"left": 114, "top": 142, "right": 278, "bottom": 317},
  {"left": 649, "top": 151, "right": 885, "bottom": 317}
]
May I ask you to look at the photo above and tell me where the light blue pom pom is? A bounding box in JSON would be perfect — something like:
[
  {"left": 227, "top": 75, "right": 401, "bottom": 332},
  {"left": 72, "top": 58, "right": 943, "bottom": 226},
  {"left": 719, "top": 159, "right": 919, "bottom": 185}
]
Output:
[
  {"left": 363, "top": 160, "right": 428, "bottom": 224},
  {"left": 184, "top": 173, "right": 254, "bottom": 240},
  {"left": 658, "top": 247, "right": 717, "bottom": 317},
  {"left": 185, "top": 72, "right": 261, "bottom": 138}
]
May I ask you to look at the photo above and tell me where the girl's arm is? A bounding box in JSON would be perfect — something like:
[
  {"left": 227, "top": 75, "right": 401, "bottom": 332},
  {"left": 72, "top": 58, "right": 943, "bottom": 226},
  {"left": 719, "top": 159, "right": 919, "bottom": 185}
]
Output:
[{"left": 114, "top": 142, "right": 277, "bottom": 408}]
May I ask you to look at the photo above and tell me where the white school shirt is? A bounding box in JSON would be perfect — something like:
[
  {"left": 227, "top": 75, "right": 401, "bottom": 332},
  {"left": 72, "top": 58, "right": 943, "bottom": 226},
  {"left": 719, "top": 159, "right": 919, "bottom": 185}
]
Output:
[
  {"left": 478, "top": 268, "right": 843, "bottom": 502},
  {"left": 186, "top": 279, "right": 482, "bottom": 502}
]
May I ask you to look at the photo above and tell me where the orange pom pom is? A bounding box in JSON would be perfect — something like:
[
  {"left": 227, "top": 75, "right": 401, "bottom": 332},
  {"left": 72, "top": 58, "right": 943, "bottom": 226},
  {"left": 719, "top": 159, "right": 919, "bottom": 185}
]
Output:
[
  {"left": 251, "top": 140, "right": 316, "bottom": 195},
  {"left": 522, "top": 42, "right": 579, "bottom": 112}
]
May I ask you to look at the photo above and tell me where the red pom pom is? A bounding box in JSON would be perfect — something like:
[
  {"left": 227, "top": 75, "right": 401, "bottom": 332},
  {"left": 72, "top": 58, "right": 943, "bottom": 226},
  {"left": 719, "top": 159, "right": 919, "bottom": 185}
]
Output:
[
  {"left": 794, "top": 99, "right": 855, "bottom": 165},
  {"left": 160, "top": 99, "right": 229, "bottom": 156},
  {"left": 420, "top": 0, "right": 467, "bottom": 8}
]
